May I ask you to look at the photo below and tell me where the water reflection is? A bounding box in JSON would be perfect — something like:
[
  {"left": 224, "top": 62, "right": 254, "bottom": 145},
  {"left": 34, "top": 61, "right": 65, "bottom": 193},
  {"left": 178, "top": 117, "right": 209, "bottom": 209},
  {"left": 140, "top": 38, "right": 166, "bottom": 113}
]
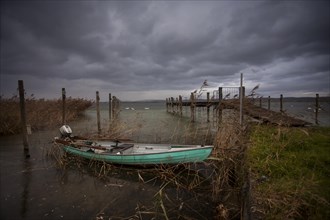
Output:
[{"left": 20, "top": 158, "right": 32, "bottom": 218}]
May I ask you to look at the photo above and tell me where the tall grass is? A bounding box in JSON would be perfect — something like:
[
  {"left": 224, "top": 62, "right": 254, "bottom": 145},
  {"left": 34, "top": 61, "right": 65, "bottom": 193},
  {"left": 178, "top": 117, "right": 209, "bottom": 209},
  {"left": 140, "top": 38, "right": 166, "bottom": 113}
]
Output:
[
  {"left": 248, "top": 125, "right": 330, "bottom": 219},
  {"left": 0, "top": 95, "right": 93, "bottom": 135}
]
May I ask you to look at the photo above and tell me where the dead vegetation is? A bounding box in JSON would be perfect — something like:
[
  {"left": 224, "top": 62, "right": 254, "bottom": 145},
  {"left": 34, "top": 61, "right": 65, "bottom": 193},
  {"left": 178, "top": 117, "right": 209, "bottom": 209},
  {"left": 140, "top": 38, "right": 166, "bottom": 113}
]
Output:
[{"left": 0, "top": 95, "right": 93, "bottom": 135}]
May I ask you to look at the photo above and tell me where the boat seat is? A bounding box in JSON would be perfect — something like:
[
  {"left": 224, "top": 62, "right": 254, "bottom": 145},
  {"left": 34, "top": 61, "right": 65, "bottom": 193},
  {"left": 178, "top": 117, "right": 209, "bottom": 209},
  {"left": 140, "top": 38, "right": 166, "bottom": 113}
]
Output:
[{"left": 110, "top": 144, "right": 134, "bottom": 154}]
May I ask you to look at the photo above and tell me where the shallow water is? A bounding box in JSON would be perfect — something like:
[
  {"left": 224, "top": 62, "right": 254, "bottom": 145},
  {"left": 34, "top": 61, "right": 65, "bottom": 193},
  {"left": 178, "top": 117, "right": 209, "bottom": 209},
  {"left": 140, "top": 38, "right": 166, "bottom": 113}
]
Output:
[{"left": 0, "top": 104, "right": 216, "bottom": 220}]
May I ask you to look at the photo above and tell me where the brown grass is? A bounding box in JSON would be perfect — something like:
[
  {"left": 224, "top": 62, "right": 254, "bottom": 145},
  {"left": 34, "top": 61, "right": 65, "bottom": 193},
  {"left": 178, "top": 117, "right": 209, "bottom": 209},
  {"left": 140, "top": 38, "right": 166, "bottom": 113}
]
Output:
[{"left": 0, "top": 96, "right": 93, "bottom": 136}]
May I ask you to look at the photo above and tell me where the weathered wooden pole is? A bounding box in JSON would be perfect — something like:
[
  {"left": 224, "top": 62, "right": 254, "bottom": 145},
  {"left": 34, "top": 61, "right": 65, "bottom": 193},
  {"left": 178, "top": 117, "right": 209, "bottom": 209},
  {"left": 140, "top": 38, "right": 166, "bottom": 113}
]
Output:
[
  {"left": 108, "top": 93, "right": 112, "bottom": 131},
  {"left": 218, "top": 87, "right": 223, "bottom": 127},
  {"left": 239, "top": 73, "right": 244, "bottom": 125},
  {"left": 259, "top": 97, "right": 262, "bottom": 108},
  {"left": 171, "top": 97, "right": 174, "bottom": 114},
  {"left": 207, "top": 92, "right": 210, "bottom": 122},
  {"left": 96, "top": 91, "right": 101, "bottom": 135},
  {"left": 315, "top": 93, "right": 319, "bottom": 125},
  {"left": 176, "top": 97, "right": 179, "bottom": 114},
  {"left": 190, "top": 92, "right": 195, "bottom": 122},
  {"left": 18, "top": 80, "right": 30, "bottom": 158},
  {"left": 62, "top": 88, "right": 66, "bottom": 125},
  {"left": 280, "top": 94, "right": 283, "bottom": 112},
  {"left": 268, "top": 96, "right": 271, "bottom": 110},
  {"left": 166, "top": 98, "right": 169, "bottom": 113},
  {"left": 218, "top": 87, "right": 223, "bottom": 101},
  {"left": 179, "top": 95, "right": 183, "bottom": 117}
]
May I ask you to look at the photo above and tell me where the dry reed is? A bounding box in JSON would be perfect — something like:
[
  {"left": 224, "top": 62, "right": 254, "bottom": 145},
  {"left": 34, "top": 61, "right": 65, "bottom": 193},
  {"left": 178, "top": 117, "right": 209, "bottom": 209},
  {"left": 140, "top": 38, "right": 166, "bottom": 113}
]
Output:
[{"left": 0, "top": 95, "right": 93, "bottom": 135}]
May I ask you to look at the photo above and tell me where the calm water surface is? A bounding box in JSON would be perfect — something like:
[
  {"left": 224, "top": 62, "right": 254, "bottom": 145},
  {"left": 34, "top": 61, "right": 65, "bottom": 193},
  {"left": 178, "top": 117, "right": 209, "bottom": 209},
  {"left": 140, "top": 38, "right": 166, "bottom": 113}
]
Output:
[{"left": 0, "top": 102, "right": 215, "bottom": 220}]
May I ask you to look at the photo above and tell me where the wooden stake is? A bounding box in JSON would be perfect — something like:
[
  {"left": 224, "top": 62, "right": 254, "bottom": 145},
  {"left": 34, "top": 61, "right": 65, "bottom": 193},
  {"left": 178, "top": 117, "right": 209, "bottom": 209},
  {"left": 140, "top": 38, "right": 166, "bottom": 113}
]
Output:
[
  {"left": 239, "top": 73, "right": 243, "bottom": 125},
  {"left": 207, "top": 92, "right": 210, "bottom": 122},
  {"left": 96, "top": 91, "right": 101, "bottom": 135},
  {"left": 280, "top": 94, "right": 283, "bottom": 112},
  {"left": 315, "top": 93, "right": 319, "bottom": 125},
  {"left": 18, "top": 80, "right": 30, "bottom": 158},
  {"left": 62, "top": 88, "right": 66, "bottom": 125},
  {"left": 268, "top": 96, "right": 271, "bottom": 110},
  {"left": 190, "top": 93, "right": 195, "bottom": 122},
  {"left": 179, "top": 95, "right": 183, "bottom": 117},
  {"left": 108, "top": 93, "right": 112, "bottom": 131}
]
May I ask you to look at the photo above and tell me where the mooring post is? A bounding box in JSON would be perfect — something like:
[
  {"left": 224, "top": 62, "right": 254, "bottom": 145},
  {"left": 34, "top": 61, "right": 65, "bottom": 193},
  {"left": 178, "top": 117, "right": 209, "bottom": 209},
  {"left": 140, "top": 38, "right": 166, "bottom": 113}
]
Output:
[
  {"left": 239, "top": 73, "right": 244, "bottom": 126},
  {"left": 315, "top": 93, "right": 319, "bottom": 125},
  {"left": 190, "top": 92, "right": 195, "bottom": 122},
  {"left": 18, "top": 80, "right": 30, "bottom": 158},
  {"left": 176, "top": 97, "right": 179, "bottom": 114},
  {"left": 179, "top": 95, "right": 183, "bottom": 117},
  {"left": 170, "top": 97, "right": 174, "bottom": 114},
  {"left": 268, "top": 96, "right": 271, "bottom": 110},
  {"left": 280, "top": 94, "right": 283, "bottom": 112},
  {"left": 207, "top": 92, "right": 210, "bottom": 122},
  {"left": 96, "top": 91, "right": 101, "bottom": 135},
  {"left": 166, "top": 98, "right": 168, "bottom": 113},
  {"left": 62, "top": 88, "right": 66, "bottom": 125},
  {"left": 108, "top": 93, "right": 112, "bottom": 131}
]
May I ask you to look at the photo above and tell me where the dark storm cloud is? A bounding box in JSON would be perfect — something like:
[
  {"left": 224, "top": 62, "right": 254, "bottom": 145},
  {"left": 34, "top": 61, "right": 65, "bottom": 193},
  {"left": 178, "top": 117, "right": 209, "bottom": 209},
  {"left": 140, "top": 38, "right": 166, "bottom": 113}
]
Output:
[{"left": 1, "top": 1, "right": 329, "bottom": 100}]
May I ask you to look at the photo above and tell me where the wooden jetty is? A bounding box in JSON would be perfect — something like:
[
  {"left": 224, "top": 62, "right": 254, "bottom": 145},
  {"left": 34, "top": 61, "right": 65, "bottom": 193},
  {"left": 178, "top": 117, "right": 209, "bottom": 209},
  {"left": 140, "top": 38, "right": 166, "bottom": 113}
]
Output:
[
  {"left": 220, "top": 99, "right": 310, "bottom": 127},
  {"left": 166, "top": 87, "right": 311, "bottom": 127}
]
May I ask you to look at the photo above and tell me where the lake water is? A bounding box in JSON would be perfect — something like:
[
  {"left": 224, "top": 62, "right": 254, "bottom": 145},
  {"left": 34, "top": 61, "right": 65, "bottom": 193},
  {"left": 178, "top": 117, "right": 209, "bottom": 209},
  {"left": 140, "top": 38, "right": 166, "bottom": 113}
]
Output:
[{"left": 0, "top": 99, "right": 329, "bottom": 219}]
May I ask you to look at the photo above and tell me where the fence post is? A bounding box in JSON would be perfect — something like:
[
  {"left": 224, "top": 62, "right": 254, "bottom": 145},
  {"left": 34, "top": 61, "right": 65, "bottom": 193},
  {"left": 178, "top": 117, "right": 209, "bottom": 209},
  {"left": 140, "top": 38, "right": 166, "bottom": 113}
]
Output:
[
  {"left": 96, "top": 91, "right": 101, "bottom": 135},
  {"left": 18, "top": 80, "right": 30, "bottom": 158},
  {"left": 179, "top": 95, "right": 183, "bottom": 117},
  {"left": 190, "top": 92, "right": 195, "bottom": 122},
  {"left": 268, "top": 96, "right": 271, "bottom": 110},
  {"left": 207, "top": 92, "right": 210, "bottom": 122},
  {"left": 239, "top": 73, "right": 244, "bottom": 126},
  {"left": 218, "top": 87, "right": 223, "bottom": 101},
  {"left": 166, "top": 98, "right": 168, "bottom": 113},
  {"left": 315, "top": 94, "right": 319, "bottom": 125},
  {"left": 62, "top": 88, "right": 66, "bottom": 125},
  {"left": 108, "top": 93, "right": 112, "bottom": 131}
]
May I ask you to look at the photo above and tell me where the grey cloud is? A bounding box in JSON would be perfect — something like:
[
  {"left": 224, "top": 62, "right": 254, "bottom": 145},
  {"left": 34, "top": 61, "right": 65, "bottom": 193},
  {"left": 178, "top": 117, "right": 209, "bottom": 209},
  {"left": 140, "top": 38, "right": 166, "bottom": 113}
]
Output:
[{"left": 1, "top": 1, "right": 329, "bottom": 100}]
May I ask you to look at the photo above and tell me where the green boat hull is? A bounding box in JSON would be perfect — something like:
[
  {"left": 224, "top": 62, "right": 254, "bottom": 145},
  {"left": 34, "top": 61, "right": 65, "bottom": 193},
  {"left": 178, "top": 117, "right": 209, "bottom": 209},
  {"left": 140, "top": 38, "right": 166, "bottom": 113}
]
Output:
[{"left": 63, "top": 145, "right": 213, "bottom": 165}]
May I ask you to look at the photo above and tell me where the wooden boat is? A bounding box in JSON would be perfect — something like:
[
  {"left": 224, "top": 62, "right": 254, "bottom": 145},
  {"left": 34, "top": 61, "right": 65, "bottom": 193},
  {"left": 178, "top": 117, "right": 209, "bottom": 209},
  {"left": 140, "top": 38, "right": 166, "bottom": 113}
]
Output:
[{"left": 54, "top": 138, "right": 213, "bottom": 165}]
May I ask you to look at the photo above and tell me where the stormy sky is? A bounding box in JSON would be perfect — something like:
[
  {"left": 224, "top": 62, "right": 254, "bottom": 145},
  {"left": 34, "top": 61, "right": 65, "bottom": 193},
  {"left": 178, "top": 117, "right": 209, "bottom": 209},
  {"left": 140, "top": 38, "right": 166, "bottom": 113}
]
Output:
[{"left": 1, "top": 1, "right": 329, "bottom": 101}]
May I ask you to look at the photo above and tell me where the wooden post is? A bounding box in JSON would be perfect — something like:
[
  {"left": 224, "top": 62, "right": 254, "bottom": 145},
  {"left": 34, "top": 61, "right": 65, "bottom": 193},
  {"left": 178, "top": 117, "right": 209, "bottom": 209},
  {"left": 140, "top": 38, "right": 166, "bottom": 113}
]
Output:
[
  {"left": 166, "top": 98, "right": 169, "bottom": 113},
  {"left": 268, "top": 96, "right": 271, "bottom": 110},
  {"left": 280, "top": 94, "right": 283, "bottom": 112},
  {"left": 218, "top": 87, "right": 223, "bottom": 101},
  {"left": 207, "top": 92, "right": 210, "bottom": 122},
  {"left": 96, "top": 91, "right": 101, "bottom": 135},
  {"left": 62, "top": 88, "right": 66, "bottom": 125},
  {"left": 171, "top": 97, "right": 174, "bottom": 114},
  {"left": 179, "top": 95, "right": 183, "bottom": 117},
  {"left": 259, "top": 97, "right": 262, "bottom": 108},
  {"left": 239, "top": 73, "right": 243, "bottom": 125},
  {"left": 108, "top": 93, "right": 112, "bottom": 131},
  {"left": 18, "top": 80, "right": 30, "bottom": 158},
  {"left": 315, "top": 94, "right": 319, "bottom": 125},
  {"left": 176, "top": 97, "right": 179, "bottom": 114},
  {"left": 218, "top": 87, "right": 223, "bottom": 127},
  {"left": 109, "top": 93, "right": 112, "bottom": 121},
  {"left": 190, "top": 92, "right": 195, "bottom": 122}
]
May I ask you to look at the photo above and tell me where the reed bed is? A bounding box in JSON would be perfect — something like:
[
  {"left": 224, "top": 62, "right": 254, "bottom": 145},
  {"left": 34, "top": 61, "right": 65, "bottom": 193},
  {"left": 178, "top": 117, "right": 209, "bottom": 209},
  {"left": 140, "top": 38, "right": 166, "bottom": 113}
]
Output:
[{"left": 0, "top": 95, "right": 93, "bottom": 135}]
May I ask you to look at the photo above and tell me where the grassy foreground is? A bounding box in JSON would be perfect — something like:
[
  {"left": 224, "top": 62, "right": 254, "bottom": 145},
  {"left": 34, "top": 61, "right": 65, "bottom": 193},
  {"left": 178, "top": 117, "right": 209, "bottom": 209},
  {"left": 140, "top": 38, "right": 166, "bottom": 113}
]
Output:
[
  {"left": 248, "top": 125, "right": 330, "bottom": 219},
  {"left": 0, "top": 96, "right": 93, "bottom": 136}
]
